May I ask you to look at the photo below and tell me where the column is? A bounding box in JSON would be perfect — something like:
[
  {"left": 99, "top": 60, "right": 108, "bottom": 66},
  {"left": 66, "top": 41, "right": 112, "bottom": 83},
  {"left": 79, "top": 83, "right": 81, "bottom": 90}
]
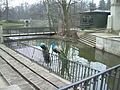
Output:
[{"left": 111, "top": 0, "right": 120, "bottom": 30}]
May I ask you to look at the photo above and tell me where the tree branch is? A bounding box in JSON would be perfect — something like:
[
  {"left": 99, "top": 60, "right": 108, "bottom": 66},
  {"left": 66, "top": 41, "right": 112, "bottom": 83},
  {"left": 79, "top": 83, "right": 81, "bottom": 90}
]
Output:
[
  {"left": 67, "top": 0, "right": 72, "bottom": 12},
  {"left": 57, "top": 0, "right": 62, "bottom": 6}
]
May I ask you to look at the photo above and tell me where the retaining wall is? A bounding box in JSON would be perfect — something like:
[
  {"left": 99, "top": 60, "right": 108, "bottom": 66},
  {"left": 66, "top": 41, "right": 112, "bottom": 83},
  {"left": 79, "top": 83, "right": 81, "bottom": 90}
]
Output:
[{"left": 96, "top": 36, "right": 120, "bottom": 56}]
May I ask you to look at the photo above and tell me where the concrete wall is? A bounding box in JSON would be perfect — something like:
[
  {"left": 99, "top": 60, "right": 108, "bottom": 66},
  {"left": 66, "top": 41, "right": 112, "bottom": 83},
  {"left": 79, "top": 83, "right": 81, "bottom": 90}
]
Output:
[{"left": 96, "top": 36, "right": 120, "bottom": 56}]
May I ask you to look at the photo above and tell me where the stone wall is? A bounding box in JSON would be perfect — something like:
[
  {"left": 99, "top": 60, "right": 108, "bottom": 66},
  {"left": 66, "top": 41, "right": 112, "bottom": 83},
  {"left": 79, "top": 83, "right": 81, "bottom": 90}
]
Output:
[{"left": 96, "top": 36, "right": 120, "bottom": 56}]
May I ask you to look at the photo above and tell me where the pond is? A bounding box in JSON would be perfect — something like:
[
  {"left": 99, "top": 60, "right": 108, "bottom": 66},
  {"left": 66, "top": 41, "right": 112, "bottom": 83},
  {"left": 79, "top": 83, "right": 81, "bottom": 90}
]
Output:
[
  {"left": 6, "top": 37, "right": 120, "bottom": 83},
  {"left": 20, "top": 38, "right": 120, "bottom": 69}
]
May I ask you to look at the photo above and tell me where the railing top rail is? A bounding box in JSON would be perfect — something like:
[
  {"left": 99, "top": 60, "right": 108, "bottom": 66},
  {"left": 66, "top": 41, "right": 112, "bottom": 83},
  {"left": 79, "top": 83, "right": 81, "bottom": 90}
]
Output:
[{"left": 58, "top": 64, "right": 120, "bottom": 90}]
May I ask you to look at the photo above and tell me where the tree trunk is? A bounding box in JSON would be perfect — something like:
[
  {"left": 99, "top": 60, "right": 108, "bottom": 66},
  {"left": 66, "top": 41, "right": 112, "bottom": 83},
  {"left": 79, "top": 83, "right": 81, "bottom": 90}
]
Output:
[{"left": 58, "top": 0, "right": 72, "bottom": 37}]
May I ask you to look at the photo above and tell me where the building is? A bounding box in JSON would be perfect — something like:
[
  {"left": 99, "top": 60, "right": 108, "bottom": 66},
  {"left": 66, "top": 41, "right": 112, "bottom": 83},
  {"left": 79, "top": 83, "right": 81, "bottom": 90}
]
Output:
[{"left": 79, "top": 10, "right": 110, "bottom": 29}]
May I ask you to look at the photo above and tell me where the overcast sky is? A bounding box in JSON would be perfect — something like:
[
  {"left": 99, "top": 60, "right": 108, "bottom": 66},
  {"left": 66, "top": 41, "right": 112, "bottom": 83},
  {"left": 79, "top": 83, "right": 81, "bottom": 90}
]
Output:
[
  {"left": 10, "top": 0, "right": 38, "bottom": 7},
  {"left": 9, "top": 0, "right": 100, "bottom": 7}
]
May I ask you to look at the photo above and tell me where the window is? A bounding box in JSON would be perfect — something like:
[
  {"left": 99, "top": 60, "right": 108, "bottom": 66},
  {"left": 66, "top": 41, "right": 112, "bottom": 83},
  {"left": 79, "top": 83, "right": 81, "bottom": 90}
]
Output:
[{"left": 82, "top": 15, "right": 93, "bottom": 25}]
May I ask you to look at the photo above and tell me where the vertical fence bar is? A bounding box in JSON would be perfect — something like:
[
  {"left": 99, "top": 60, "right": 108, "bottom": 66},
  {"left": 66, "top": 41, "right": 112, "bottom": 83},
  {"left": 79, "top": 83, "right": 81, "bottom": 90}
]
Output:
[
  {"left": 75, "top": 63, "right": 78, "bottom": 82},
  {"left": 83, "top": 66, "right": 87, "bottom": 79},
  {"left": 81, "top": 65, "right": 84, "bottom": 79},
  {"left": 100, "top": 74, "right": 104, "bottom": 90},
  {"left": 103, "top": 74, "right": 107, "bottom": 90},
  {"left": 93, "top": 77, "right": 97, "bottom": 90},
  {"left": 106, "top": 71, "right": 111, "bottom": 90},
  {"left": 73, "top": 84, "right": 78, "bottom": 90},
  {"left": 112, "top": 68, "right": 117, "bottom": 90},
  {"left": 116, "top": 69, "right": 120, "bottom": 90},
  {"left": 72, "top": 62, "right": 76, "bottom": 82},
  {"left": 77, "top": 64, "right": 81, "bottom": 81},
  {"left": 84, "top": 81, "right": 88, "bottom": 90}
]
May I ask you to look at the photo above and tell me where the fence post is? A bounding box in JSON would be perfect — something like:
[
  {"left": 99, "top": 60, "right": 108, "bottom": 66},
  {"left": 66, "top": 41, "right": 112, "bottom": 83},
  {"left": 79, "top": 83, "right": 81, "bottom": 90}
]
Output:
[{"left": 0, "top": 26, "right": 3, "bottom": 43}]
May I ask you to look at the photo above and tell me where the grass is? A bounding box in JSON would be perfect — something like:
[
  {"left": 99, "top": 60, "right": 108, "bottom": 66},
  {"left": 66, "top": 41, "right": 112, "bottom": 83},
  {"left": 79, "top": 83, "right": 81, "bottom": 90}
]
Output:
[{"left": 0, "top": 20, "right": 24, "bottom": 29}]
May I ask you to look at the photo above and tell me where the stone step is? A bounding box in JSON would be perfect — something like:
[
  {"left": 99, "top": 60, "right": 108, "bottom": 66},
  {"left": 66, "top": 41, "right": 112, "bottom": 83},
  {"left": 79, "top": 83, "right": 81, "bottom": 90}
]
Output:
[
  {"left": 1, "top": 44, "right": 69, "bottom": 86},
  {"left": 79, "top": 36, "right": 96, "bottom": 44},
  {"left": 78, "top": 34, "right": 96, "bottom": 47},
  {"left": 0, "top": 49, "right": 57, "bottom": 90},
  {"left": 81, "top": 34, "right": 96, "bottom": 38},
  {"left": 78, "top": 39, "right": 95, "bottom": 47},
  {"left": 80, "top": 38, "right": 96, "bottom": 43},
  {"left": 80, "top": 35, "right": 96, "bottom": 41},
  {"left": 0, "top": 57, "right": 34, "bottom": 90},
  {"left": 0, "top": 44, "right": 68, "bottom": 90}
]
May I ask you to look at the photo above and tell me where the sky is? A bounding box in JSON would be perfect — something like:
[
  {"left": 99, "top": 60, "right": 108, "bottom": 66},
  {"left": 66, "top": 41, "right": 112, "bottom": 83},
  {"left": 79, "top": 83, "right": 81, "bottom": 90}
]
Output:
[
  {"left": 94, "top": 0, "right": 101, "bottom": 6},
  {"left": 9, "top": 0, "right": 100, "bottom": 7},
  {"left": 9, "top": 0, "right": 38, "bottom": 7}
]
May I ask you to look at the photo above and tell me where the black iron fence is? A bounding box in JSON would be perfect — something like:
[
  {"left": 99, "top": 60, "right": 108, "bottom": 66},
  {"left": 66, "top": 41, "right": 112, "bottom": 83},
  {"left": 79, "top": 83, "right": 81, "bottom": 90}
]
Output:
[
  {"left": 3, "top": 27, "right": 57, "bottom": 36},
  {"left": 5, "top": 41, "right": 100, "bottom": 83},
  {"left": 58, "top": 64, "right": 120, "bottom": 90}
]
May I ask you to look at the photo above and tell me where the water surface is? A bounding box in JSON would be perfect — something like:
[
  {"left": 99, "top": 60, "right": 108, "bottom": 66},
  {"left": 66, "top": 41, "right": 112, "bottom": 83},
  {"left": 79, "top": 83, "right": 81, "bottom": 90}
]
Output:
[{"left": 21, "top": 38, "right": 120, "bottom": 70}]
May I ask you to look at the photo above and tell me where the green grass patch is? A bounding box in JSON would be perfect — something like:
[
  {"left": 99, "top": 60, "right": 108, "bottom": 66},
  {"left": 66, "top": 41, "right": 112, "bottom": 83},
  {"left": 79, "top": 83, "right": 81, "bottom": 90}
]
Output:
[{"left": 0, "top": 20, "right": 24, "bottom": 29}]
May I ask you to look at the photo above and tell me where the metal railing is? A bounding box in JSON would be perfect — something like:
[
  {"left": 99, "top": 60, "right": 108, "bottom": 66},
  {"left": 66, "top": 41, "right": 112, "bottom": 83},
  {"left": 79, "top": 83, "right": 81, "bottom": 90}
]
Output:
[
  {"left": 4, "top": 41, "right": 100, "bottom": 83},
  {"left": 58, "top": 64, "right": 120, "bottom": 90},
  {"left": 3, "top": 27, "right": 57, "bottom": 36}
]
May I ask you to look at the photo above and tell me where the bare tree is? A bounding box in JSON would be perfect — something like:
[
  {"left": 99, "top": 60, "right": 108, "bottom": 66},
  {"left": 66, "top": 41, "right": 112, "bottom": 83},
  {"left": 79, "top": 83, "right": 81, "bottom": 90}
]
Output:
[
  {"left": 0, "top": 1, "right": 3, "bottom": 20},
  {"left": 1, "top": 0, "right": 11, "bottom": 20},
  {"left": 43, "top": 0, "right": 53, "bottom": 31},
  {"left": 89, "top": 2, "right": 96, "bottom": 11},
  {"left": 57, "top": 0, "right": 72, "bottom": 36},
  {"left": 106, "top": 0, "right": 111, "bottom": 10},
  {"left": 5, "top": 0, "right": 9, "bottom": 20},
  {"left": 0, "top": 0, "right": 6, "bottom": 20},
  {"left": 98, "top": 0, "right": 106, "bottom": 10}
]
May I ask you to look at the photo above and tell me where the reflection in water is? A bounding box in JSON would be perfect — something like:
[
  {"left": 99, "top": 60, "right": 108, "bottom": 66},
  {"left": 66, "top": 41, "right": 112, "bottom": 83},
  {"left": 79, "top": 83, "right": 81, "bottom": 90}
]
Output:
[
  {"left": 90, "top": 62, "right": 106, "bottom": 71},
  {"left": 95, "top": 49, "right": 120, "bottom": 67},
  {"left": 68, "top": 48, "right": 89, "bottom": 65},
  {"left": 68, "top": 48, "right": 107, "bottom": 71}
]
